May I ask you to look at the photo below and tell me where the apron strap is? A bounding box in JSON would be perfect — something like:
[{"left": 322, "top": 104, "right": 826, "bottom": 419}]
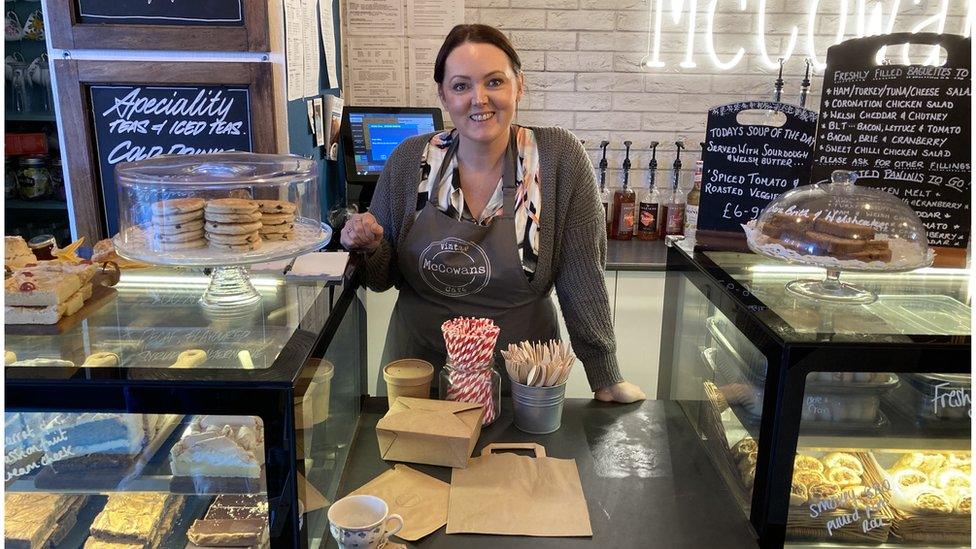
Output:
[{"left": 428, "top": 131, "right": 459, "bottom": 206}]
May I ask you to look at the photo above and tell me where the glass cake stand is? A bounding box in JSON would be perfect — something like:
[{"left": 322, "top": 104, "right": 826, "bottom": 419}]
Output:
[
  {"left": 112, "top": 152, "right": 331, "bottom": 310},
  {"left": 744, "top": 170, "right": 933, "bottom": 305},
  {"left": 114, "top": 221, "right": 331, "bottom": 309}
]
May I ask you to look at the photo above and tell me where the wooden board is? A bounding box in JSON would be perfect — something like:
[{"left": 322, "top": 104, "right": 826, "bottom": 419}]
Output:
[{"left": 5, "top": 285, "right": 117, "bottom": 336}]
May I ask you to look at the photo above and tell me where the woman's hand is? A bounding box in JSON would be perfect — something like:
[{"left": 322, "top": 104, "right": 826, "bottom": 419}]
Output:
[
  {"left": 340, "top": 212, "right": 384, "bottom": 251},
  {"left": 594, "top": 381, "right": 646, "bottom": 404}
]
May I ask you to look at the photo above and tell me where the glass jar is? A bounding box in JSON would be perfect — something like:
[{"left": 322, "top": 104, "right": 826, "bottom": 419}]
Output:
[
  {"left": 49, "top": 156, "right": 65, "bottom": 201},
  {"left": 28, "top": 234, "right": 57, "bottom": 260},
  {"left": 439, "top": 361, "right": 501, "bottom": 426},
  {"left": 17, "top": 155, "right": 51, "bottom": 200},
  {"left": 5, "top": 157, "right": 18, "bottom": 199}
]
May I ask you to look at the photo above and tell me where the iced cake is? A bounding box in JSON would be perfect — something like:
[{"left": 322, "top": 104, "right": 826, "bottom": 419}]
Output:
[
  {"left": 170, "top": 416, "right": 265, "bottom": 493},
  {"left": 40, "top": 413, "right": 174, "bottom": 472},
  {"left": 187, "top": 495, "right": 270, "bottom": 548}
]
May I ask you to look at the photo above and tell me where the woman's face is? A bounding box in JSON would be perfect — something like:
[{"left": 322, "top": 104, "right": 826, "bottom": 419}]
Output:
[{"left": 439, "top": 41, "right": 523, "bottom": 146}]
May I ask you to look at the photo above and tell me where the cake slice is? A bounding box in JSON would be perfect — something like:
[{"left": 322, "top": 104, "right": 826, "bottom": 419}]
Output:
[
  {"left": 42, "top": 413, "right": 149, "bottom": 471},
  {"left": 188, "top": 494, "right": 270, "bottom": 548},
  {"left": 804, "top": 230, "right": 868, "bottom": 255},
  {"left": 4, "top": 493, "right": 88, "bottom": 549},
  {"left": 813, "top": 218, "right": 876, "bottom": 240},
  {"left": 87, "top": 493, "right": 184, "bottom": 547},
  {"left": 170, "top": 416, "right": 265, "bottom": 493}
]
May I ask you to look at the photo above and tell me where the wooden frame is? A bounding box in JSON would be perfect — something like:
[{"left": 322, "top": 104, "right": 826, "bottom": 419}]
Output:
[
  {"left": 54, "top": 60, "right": 278, "bottom": 242},
  {"left": 47, "top": 0, "right": 270, "bottom": 51}
]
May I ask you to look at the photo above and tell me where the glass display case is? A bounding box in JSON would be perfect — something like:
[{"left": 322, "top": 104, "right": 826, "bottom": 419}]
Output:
[
  {"left": 659, "top": 239, "right": 971, "bottom": 548},
  {"left": 5, "top": 265, "right": 365, "bottom": 548}
]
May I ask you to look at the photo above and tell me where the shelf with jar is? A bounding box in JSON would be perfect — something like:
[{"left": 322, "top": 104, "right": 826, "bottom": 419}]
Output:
[{"left": 660, "top": 240, "right": 971, "bottom": 547}]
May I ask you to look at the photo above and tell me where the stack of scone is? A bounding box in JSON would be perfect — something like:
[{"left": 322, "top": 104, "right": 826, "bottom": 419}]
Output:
[
  {"left": 256, "top": 199, "right": 297, "bottom": 241},
  {"left": 205, "top": 199, "right": 264, "bottom": 252},
  {"left": 151, "top": 198, "right": 206, "bottom": 251},
  {"left": 5, "top": 236, "right": 37, "bottom": 269},
  {"left": 5, "top": 262, "right": 96, "bottom": 325}
]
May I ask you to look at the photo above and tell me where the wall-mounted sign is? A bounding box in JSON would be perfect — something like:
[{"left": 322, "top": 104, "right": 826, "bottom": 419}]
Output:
[
  {"left": 812, "top": 33, "right": 971, "bottom": 266},
  {"left": 696, "top": 101, "right": 818, "bottom": 250},
  {"left": 76, "top": 0, "right": 244, "bottom": 26}
]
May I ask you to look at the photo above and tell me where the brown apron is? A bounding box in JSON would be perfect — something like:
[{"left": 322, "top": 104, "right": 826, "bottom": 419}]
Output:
[{"left": 381, "top": 129, "right": 559, "bottom": 387}]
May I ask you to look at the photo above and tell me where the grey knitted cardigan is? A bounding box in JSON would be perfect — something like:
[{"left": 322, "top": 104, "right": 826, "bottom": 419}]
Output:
[{"left": 359, "top": 126, "right": 623, "bottom": 391}]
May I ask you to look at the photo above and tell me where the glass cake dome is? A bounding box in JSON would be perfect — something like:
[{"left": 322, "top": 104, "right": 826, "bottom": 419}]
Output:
[{"left": 743, "top": 170, "right": 933, "bottom": 304}]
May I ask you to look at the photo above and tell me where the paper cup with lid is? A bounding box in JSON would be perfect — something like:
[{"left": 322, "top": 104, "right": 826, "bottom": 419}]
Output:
[{"left": 383, "top": 359, "right": 434, "bottom": 407}]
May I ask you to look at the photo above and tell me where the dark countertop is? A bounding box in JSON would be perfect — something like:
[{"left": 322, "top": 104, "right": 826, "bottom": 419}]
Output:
[
  {"left": 332, "top": 399, "right": 758, "bottom": 549},
  {"left": 606, "top": 239, "right": 668, "bottom": 271}
]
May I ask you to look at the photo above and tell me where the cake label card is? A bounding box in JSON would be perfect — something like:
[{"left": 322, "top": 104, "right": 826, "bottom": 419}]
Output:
[
  {"left": 812, "top": 33, "right": 971, "bottom": 263},
  {"left": 696, "top": 100, "right": 818, "bottom": 250},
  {"left": 89, "top": 84, "right": 253, "bottom": 235},
  {"left": 77, "top": 0, "right": 244, "bottom": 26}
]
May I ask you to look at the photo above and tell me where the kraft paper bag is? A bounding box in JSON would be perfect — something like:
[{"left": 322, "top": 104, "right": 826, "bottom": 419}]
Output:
[
  {"left": 376, "top": 397, "right": 484, "bottom": 469},
  {"left": 350, "top": 464, "right": 450, "bottom": 541},
  {"left": 447, "top": 443, "right": 593, "bottom": 537}
]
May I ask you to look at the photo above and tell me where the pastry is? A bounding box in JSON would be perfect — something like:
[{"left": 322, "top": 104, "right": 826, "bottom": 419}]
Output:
[
  {"left": 171, "top": 349, "right": 207, "bottom": 368},
  {"left": 156, "top": 239, "right": 207, "bottom": 251},
  {"left": 823, "top": 452, "right": 863, "bottom": 475},
  {"left": 793, "top": 469, "right": 827, "bottom": 488},
  {"left": 5, "top": 267, "right": 83, "bottom": 306},
  {"left": 206, "top": 198, "right": 259, "bottom": 214},
  {"left": 150, "top": 198, "right": 205, "bottom": 216},
  {"left": 205, "top": 210, "right": 263, "bottom": 223},
  {"left": 827, "top": 466, "right": 862, "bottom": 488},
  {"left": 188, "top": 494, "right": 269, "bottom": 547},
  {"left": 891, "top": 468, "right": 929, "bottom": 490},
  {"left": 152, "top": 219, "right": 205, "bottom": 235},
  {"left": 731, "top": 437, "right": 757, "bottom": 462},
  {"left": 738, "top": 451, "right": 758, "bottom": 476},
  {"left": 950, "top": 486, "right": 971, "bottom": 514},
  {"left": 38, "top": 413, "right": 159, "bottom": 471},
  {"left": 794, "top": 454, "right": 825, "bottom": 474},
  {"left": 905, "top": 485, "right": 954, "bottom": 514},
  {"left": 5, "top": 286, "right": 85, "bottom": 325},
  {"left": 260, "top": 213, "right": 296, "bottom": 225},
  {"left": 170, "top": 415, "right": 265, "bottom": 492},
  {"left": 812, "top": 218, "right": 876, "bottom": 240},
  {"left": 933, "top": 468, "right": 970, "bottom": 490},
  {"left": 844, "top": 486, "right": 883, "bottom": 511},
  {"left": 790, "top": 482, "right": 808, "bottom": 506},
  {"left": 153, "top": 230, "right": 205, "bottom": 243},
  {"left": 205, "top": 220, "right": 263, "bottom": 235},
  {"left": 205, "top": 231, "right": 262, "bottom": 245},
  {"left": 5, "top": 493, "right": 88, "bottom": 549},
  {"left": 256, "top": 199, "right": 297, "bottom": 214},
  {"left": 894, "top": 452, "right": 947, "bottom": 475},
  {"left": 4, "top": 236, "right": 37, "bottom": 269},
  {"left": 946, "top": 452, "right": 971, "bottom": 469},
  {"left": 152, "top": 209, "right": 205, "bottom": 225},
  {"left": 808, "top": 482, "right": 841, "bottom": 504},
  {"left": 263, "top": 232, "right": 295, "bottom": 241},
  {"left": 5, "top": 350, "right": 16, "bottom": 365},
  {"left": 259, "top": 222, "right": 295, "bottom": 235},
  {"left": 87, "top": 493, "right": 185, "bottom": 547},
  {"left": 209, "top": 240, "right": 264, "bottom": 252},
  {"left": 82, "top": 352, "right": 120, "bottom": 367}
]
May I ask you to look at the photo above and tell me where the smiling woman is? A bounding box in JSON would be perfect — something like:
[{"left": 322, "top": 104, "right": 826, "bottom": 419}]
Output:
[{"left": 342, "top": 24, "right": 646, "bottom": 405}]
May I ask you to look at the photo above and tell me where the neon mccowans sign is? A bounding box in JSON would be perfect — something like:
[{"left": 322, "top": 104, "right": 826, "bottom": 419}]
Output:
[{"left": 643, "top": 0, "right": 974, "bottom": 70}]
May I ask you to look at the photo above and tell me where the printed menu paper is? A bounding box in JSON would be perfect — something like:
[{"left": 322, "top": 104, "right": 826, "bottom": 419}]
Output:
[
  {"left": 345, "top": 0, "right": 404, "bottom": 35},
  {"left": 346, "top": 36, "right": 406, "bottom": 106},
  {"left": 318, "top": 0, "right": 339, "bottom": 88},
  {"left": 407, "top": 0, "right": 463, "bottom": 37},
  {"left": 408, "top": 38, "right": 441, "bottom": 108},
  {"left": 284, "top": 0, "right": 305, "bottom": 100},
  {"left": 302, "top": 0, "right": 321, "bottom": 97}
]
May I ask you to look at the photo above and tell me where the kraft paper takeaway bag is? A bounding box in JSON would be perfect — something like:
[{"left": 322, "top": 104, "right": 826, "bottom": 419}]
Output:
[
  {"left": 351, "top": 464, "right": 450, "bottom": 541},
  {"left": 447, "top": 443, "right": 593, "bottom": 537}
]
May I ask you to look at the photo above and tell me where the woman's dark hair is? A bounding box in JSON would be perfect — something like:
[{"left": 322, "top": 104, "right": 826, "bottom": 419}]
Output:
[{"left": 433, "top": 24, "right": 522, "bottom": 85}]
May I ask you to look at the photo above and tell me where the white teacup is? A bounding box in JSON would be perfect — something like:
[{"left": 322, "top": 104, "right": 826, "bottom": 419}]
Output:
[{"left": 328, "top": 494, "right": 403, "bottom": 549}]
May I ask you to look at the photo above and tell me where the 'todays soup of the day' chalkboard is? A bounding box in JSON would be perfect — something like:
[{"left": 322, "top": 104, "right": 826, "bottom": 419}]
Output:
[
  {"left": 90, "top": 85, "right": 253, "bottom": 235},
  {"left": 812, "top": 33, "right": 971, "bottom": 266},
  {"left": 696, "top": 101, "right": 818, "bottom": 250},
  {"left": 77, "top": 0, "right": 244, "bottom": 26}
]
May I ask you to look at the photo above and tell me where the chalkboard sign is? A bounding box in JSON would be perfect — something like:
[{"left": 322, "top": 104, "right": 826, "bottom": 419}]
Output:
[
  {"left": 812, "top": 33, "right": 971, "bottom": 265},
  {"left": 90, "top": 85, "right": 253, "bottom": 235},
  {"left": 696, "top": 101, "right": 818, "bottom": 250},
  {"left": 77, "top": 0, "right": 244, "bottom": 26}
]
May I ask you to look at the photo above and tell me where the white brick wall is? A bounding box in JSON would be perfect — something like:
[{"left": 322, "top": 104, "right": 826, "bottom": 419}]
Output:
[{"left": 468, "top": 0, "right": 968, "bottom": 170}]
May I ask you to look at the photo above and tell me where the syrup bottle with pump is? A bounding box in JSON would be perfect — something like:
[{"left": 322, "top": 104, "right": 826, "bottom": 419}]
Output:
[
  {"left": 610, "top": 140, "right": 635, "bottom": 240},
  {"left": 598, "top": 140, "right": 612, "bottom": 238},
  {"left": 637, "top": 141, "right": 662, "bottom": 240}
]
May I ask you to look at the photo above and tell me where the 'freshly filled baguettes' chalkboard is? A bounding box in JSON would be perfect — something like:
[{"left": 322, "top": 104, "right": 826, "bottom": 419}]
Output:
[
  {"left": 812, "top": 33, "right": 971, "bottom": 266},
  {"left": 696, "top": 101, "right": 818, "bottom": 251},
  {"left": 77, "top": 0, "right": 244, "bottom": 26},
  {"left": 89, "top": 84, "right": 253, "bottom": 235}
]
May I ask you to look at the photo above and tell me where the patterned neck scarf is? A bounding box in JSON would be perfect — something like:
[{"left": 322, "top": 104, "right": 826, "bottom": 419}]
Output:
[{"left": 416, "top": 127, "right": 542, "bottom": 277}]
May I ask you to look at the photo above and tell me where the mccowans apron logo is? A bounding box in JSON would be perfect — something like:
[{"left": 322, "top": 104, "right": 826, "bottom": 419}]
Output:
[{"left": 419, "top": 237, "right": 491, "bottom": 297}]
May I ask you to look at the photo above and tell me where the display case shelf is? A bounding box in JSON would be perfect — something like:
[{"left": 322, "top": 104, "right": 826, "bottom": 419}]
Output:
[
  {"left": 5, "top": 111, "right": 56, "bottom": 122},
  {"left": 6, "top": 199, "right": 68, "bottom": 210}
]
